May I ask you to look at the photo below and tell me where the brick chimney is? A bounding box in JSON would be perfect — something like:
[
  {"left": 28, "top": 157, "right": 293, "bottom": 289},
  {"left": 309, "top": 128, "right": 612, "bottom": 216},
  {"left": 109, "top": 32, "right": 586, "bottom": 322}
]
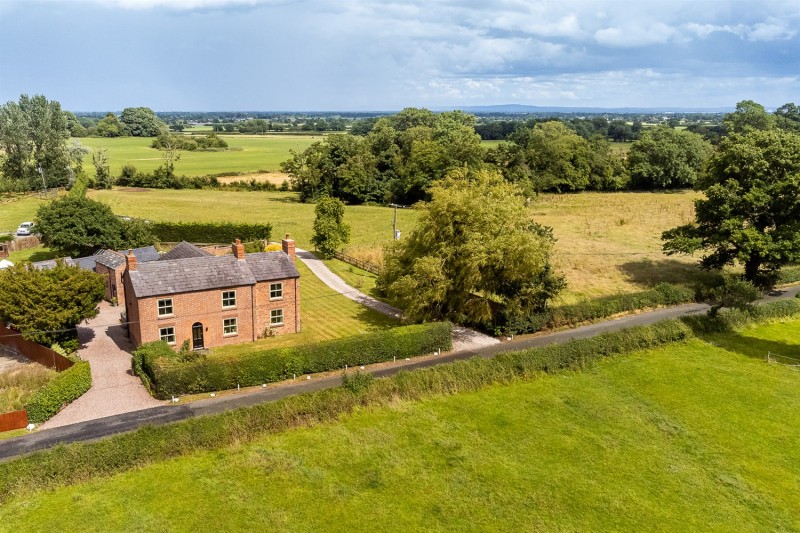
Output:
[
  {"left": 232, "top": 238, "right": 245, "bottom": 260},
  {"left": 282, "top": 233, "right": 295, "bottom": 260},
  {"left": 126, "top": 249, "right": 137, "bottom": 271}
]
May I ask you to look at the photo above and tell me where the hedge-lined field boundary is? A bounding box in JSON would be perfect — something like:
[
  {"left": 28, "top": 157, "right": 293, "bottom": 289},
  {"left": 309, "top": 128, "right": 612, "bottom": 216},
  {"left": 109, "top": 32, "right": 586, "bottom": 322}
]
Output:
[
  {"left": 134, "top": 322, "right": 453, "bottom": 399},
  {"left": 23, "top": 361, "right": 91, "bottom": 424},
  {"left": 506, "top": 282, "right": 695, "bottom": 334},
  {"left": 149, "top": 221, "right": 272, "bottom": 244},
  {"left": 2, "top": 300, "right": 799, "bottom": 503}
]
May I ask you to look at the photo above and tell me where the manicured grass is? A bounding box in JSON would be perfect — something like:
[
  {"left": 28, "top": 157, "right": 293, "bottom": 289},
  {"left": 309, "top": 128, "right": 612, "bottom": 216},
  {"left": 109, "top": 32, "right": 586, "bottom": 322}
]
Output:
[
  {"left": 78, "top": 134, "right": 322, "bottom": 176},
  {"left": 212, "top": 261, "right": 397, "bottom": 357},
  {"left": 86, "top": 188, "right": 418, "bottom": 251},
  {"left": 0, "top": 194, "right": 50, "bottom": 234},
  {"left": 2, "top": 320, "right": 798, "bottom": 530},
  {"left": 7, "top": 245, "right": 57, "bottom": 264}
]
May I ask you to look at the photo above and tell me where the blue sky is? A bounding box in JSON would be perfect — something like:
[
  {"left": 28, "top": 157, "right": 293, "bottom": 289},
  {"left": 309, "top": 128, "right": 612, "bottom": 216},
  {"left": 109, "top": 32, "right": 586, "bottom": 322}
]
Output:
[{"left": 0, "top": 0, "right": 797, "bottom": 111}]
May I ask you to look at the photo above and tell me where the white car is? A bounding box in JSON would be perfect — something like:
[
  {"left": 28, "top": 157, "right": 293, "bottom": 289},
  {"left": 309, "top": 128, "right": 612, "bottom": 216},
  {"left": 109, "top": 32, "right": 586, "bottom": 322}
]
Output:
[{"left": 16, "top": 222, "right": 35, "bottom": 236}]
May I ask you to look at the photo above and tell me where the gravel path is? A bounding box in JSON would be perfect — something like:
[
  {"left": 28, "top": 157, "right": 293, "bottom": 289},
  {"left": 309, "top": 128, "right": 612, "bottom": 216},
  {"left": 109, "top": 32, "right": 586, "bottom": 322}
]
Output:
[
  {"left": 40, "top": 302, "right": 162, "bottom": 430},
  {"left": 295, "top": 248, "right": 500, "bottom": 350}
]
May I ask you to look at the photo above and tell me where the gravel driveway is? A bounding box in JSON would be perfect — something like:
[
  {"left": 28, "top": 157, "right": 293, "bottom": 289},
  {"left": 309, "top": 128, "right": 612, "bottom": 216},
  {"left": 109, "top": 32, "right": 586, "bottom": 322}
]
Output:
[{"left": 40, "top": 302, "right": 162, "bottom": 429}]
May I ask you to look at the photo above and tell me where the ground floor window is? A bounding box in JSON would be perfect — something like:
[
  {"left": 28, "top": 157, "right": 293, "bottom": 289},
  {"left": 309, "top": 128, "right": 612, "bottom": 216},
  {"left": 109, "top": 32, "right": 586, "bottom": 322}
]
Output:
[
  {"left": 270, "top": 308, "right": 284, "bottom": 326},
  {"left": 223, "top": 317, "right": 238, "bottom": 336},
  {"left": 159, "top": 326, "right": 176, "bottom": 344}
]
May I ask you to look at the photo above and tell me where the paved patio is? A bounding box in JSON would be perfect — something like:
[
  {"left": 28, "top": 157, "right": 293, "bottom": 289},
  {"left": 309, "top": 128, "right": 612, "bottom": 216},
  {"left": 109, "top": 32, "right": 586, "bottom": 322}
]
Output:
[{"left": 41, "top": 302, "right": 162, "bottom": 429}]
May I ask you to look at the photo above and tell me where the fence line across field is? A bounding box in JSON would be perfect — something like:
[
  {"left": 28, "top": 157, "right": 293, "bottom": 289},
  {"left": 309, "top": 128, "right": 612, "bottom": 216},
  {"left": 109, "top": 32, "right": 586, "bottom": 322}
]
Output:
[{"left": 766, "top": 351, "right": 800, "bottom": 368}]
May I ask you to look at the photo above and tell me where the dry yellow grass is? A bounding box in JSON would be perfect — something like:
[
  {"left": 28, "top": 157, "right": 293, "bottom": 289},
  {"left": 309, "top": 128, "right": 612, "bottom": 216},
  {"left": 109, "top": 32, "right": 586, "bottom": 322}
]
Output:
[{"left": 215, "top": 172, "right": 291, "bottom": 185}]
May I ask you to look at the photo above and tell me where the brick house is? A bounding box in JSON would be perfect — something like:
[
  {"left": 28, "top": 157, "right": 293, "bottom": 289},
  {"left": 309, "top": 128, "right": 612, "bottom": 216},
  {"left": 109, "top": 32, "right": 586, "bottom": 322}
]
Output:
[{"left": 122, "top": 237, "right": 300, "bottom": 350}]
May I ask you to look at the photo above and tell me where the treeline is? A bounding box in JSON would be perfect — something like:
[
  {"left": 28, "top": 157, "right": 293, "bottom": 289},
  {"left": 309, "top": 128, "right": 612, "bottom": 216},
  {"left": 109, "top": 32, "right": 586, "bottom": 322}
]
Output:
[
  {"left": 475, "top": 116, "right": 642, "bottom": 142},
  {"left": 282, "top": 100, "right": 800, "bottom": 203}
]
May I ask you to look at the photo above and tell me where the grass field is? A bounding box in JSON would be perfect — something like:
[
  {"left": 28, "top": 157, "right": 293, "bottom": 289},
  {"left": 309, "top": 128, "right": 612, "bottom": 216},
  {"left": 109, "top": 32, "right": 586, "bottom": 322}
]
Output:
[
  {"left": 2, "top": 319, "right": 798, "bottom": 530},
  {"left": 4, "top": 189, "right": 700, "bottom": 301},
  {"left": 78, "top": 135, "right": 322, "bottom": 176},
  {"left": 213, "top": 261, "right": 396, "bottom": 357}
]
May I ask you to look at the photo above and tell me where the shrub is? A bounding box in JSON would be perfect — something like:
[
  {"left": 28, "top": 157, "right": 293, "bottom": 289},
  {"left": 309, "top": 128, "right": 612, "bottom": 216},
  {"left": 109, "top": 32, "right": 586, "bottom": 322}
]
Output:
[
  {"left": 149, "top": 221, "right": 272, "bottom": 243},
  {"left": 24, "top": 361, "right": 91, "bottom": 423},
  {"left": 683, "top": 298, "right": 800, "bottom": 333},
  {"left": 341, "top": 370, "right": 374, "bottom": 394},
  {"left": 778, "top": 265, "right": 800, "bottom": 285},
  {"left": 138, "top": 322, "right": 453, "bottom": 398}
]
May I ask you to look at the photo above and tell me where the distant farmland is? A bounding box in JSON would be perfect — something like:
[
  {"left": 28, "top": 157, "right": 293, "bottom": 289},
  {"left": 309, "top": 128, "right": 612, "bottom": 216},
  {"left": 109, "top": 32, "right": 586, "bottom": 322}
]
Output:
[{"left": 78, "top": 135, "right": 322, "bottom": 177}]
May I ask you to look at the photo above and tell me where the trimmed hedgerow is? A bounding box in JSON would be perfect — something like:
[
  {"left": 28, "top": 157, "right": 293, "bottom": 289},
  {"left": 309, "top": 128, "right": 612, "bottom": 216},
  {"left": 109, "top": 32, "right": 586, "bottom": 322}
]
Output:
[
  {"left": 504, "top": 282, "right": 695, "bottom": 334},
  {"left": 682, "top": 298, "right": 800, "bottom": 334},
  {"left": 24, "top": 361, "right": 91, "bottom": 424},
  {"left": 137, "top": 322, "right": 453, "bottom": 399},
  {"left": 150, "top": 221, "right": 272, "bottom": 244}
]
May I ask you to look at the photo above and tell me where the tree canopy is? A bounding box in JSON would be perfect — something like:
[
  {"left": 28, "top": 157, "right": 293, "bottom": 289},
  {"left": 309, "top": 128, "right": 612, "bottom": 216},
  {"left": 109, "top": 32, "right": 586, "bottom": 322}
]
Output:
[
  {"left": 627, "top": 127, "right": 713, "bottom": 189},
  {"left": 36, "top": 196, "right": 155, "bottom": 257},
  {"left": 662, "top": 128, "right": 800, "bottom": 288},
  {"left": 311, "top": 196, "right": 351, "bottom": 259},
  {"left": 120, "top": 107, "right": 165, "bottom": 137},
  {"left": 0, "top": 260, "right": 105, "bottom": 350},
  {"left": 282, "top": 108, "right": 484, "bottom": 204},
  {"left": 378, "top": 169, "right": 564, "bottom": 329},
  {"left": 0, "top": 94, "right": 73, "bottom": 190}
]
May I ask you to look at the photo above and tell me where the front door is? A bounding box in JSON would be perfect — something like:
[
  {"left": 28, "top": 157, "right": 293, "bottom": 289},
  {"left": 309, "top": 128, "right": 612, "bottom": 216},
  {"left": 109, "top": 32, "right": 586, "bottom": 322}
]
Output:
[{"left": 192, "top": 322, "right": 204, "bottom": 350}]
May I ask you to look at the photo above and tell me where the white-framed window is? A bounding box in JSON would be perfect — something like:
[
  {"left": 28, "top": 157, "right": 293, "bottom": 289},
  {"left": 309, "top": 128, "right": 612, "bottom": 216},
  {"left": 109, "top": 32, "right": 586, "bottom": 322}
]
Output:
[
  {"left": 223, "top": 317, "right": 238, "bottom": 336},
  {"left": 269, "top": 282, "right": 283, "bottom": 300},
  {"left": 159, "top": 326, "right": 176, "bottom": 345},
  {"left": 222, "top": 290, "right": 237, "bottom": 309},
  {"left": 270, "top": 308, "right": 284, "bottom": 326},
  {"left": 158, "top": 298, "right": 173, "bottom": 317}
]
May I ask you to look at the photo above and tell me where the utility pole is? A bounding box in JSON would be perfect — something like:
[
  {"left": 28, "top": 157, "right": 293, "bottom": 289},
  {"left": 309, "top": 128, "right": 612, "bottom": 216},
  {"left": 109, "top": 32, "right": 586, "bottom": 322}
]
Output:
[
  {"left": 38, "top": 163, "right": 48, "bottom": 197},
  {"left": 388, "top": 203, "right": 409, "bottom": 240}
]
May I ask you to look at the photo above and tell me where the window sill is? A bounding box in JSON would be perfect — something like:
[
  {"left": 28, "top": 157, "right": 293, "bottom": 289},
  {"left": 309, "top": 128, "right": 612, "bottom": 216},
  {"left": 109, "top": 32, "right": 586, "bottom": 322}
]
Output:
[
  {"left": 270, "top": 322, "right": 284, "bottom": 327},
  {"left": 223, "top": 333, "right": 238, "bottom": 338},
  {"left": 222, "top": 306, "right": 237, "bottom": 310},
  {"left": 158, "top": 314, "right": 174, "bottom": 320},
  {"left": 269, "top": 297, "right": 283, "bottom": 302}
]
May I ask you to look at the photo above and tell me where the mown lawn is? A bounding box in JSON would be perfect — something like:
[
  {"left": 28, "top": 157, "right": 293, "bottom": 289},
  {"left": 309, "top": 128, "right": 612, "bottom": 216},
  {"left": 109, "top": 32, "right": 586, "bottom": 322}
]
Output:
[
  {"left": 212, "top": 261, "right": 396, "bottom": 357},
  {"left": 322, "top": 258, "right": 382, "bottom": 300},
  {"left": 78, "top": 134, "right": 321, "bottom": 176},
  {"left": 3, "top": 319, "right": 799, "bottom": 531},
  {"left": 86, "top": 188, "right": 418, "bottom": 251}
]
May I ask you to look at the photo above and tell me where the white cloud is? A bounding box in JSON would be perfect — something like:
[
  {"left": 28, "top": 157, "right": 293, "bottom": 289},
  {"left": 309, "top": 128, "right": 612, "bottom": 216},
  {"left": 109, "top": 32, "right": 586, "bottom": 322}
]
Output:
[
  {"left": 594, "top": 22, "right": 677, "bottom": 47},
  {"left": 748, "top": 19, "right": 796, "bottom": 41}
]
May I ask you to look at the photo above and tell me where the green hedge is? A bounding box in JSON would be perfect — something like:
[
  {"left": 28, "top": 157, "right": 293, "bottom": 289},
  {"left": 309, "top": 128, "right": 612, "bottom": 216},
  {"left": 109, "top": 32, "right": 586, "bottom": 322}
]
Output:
[
  {"left": 505, "top": 283, "right": 695, "bottom": 334},
  {"left": 136, "top": 322, "right": 453, "bottom": 399},
  {"left": 682, "top": 299, "right": 800, "bottom": 333},
  {"left": 778, "top": 265, "right": 800, "bottom": 285},
  {"left": 150, "top": 221, "right": 272, "bottom": 244},
  {"left": 4, "top": 305, "right": 800, "bottom": 503},
  {"left": 24, "top": 361, "right": 91, "bottom": 424}
]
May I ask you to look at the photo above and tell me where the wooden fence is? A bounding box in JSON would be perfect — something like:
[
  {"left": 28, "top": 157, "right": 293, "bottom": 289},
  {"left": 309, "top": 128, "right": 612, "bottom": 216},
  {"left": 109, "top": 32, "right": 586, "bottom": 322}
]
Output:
[
  {"left": 333, "top": 251, "right": 381, "bottom": 275},
  {"left": 0, "top": 323, "right": 74, "bottom": 371},
  {"left": 0, "top": 410, "right": 28, "bottom": 432}
]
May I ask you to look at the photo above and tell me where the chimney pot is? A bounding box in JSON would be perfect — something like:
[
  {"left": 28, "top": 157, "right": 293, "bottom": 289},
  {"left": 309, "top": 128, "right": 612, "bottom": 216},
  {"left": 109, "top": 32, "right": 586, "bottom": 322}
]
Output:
[
  {"left": 232, "top": 239, "right": 245, "bottom": 260},
  {"left": 126, "top": 249, "right": 137, "bottom": 271}
]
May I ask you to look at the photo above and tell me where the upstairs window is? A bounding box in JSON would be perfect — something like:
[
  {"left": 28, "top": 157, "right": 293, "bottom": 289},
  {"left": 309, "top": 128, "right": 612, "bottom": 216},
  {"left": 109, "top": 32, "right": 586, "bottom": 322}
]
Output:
[
  {"left": 158, "top": 298, "right": 173, "bottom": 317},
  {"left": 222, "top": 290, "right": 236, "bottom": 308},
  {"left": 270, "top": 283, "right": 283, "bottom": 300}
]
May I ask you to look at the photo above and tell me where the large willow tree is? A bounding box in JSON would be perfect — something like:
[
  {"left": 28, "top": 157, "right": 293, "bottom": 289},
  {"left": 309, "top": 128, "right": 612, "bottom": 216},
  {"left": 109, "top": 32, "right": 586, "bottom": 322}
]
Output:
[{"left": 378, "top": 169, "right": 565, "bottom": 329}]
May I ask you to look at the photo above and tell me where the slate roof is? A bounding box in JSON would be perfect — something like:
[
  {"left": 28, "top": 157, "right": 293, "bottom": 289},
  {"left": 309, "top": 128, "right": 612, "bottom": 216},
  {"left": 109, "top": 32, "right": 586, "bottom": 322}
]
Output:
[
  {"left": 72, "top": 256, "right": 100, "bottom": 271},
  {"left": 158, "top": 241, "right": 213, "bottom": 261},
  {"left": 93, "top": 249, "right": 125, "bottom": 269},
  {"left": 32, "top": 258, "right": 73, "bottom": 270},
  {"left": 128, "top": 252, "right": 299, "bottom": 298},
  {"left": 119, "top": 245, "right": 160, "bottom": 263},
  {"left": 245, "top": 252, "right": 300, "bottom": 282}
]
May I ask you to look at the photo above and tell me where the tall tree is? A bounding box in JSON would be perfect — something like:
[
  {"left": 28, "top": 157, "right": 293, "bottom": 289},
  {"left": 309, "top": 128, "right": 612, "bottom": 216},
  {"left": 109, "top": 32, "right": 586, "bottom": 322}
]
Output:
[
  {"left": 627, "top": 127, "right": 712, "bottom": 189},
  {"left": 36, "top": 196, "right": 126, "bottom": 256},
  {"left": 724, "top": 100, "right": 774, "bottom": 133},
  {"left": 0, "top": 94, "right": 72, "bottom": 189},
  {"left": 378, "top": 168, "right": 564, "bottom": 328},
  {"left": 662, "top": 129, "right": 800, "bottom": 288},
  {"left": 120, "top": 107, "right": 165, "bottom": 137},
  {"left": 95, "top": 112, "right": 125, "bottom": 137},
  {"left": 311, "top": 196, "right": 351, "bottom": 258},
  {"left": 92, "top": 147, "right": 112, "bottom": 189},
  {"left": 0, "top": 260, "right": 105, "bottom": 350}
]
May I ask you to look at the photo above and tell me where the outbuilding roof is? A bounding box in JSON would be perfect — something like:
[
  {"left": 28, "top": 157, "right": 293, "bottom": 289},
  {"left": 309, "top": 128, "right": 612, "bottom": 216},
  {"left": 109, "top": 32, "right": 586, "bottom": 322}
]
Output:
[{"left": 158, "top": 241, "right": 213, "bottom": 261}]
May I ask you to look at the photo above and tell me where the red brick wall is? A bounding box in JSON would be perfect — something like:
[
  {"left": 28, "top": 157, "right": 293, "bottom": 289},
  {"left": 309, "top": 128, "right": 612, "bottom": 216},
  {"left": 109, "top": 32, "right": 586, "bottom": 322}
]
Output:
[
  {"left": 253, "top": 277, "right": 300, "bottom": 337},
  {"left": 123, "top": 272, "right": 142, "bottom": 346},
  {"left": 135, "top": 285, "right": 258, "bottom": 349},
  {"left": 95, "top": 262, "right": 125, "bottom": 304}
]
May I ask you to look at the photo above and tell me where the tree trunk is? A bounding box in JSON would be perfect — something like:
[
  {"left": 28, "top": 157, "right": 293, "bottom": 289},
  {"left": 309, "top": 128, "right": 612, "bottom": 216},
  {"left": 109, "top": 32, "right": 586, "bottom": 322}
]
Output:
[{"left": 744, "top": 256, "right": 762, "bottom": 285}]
